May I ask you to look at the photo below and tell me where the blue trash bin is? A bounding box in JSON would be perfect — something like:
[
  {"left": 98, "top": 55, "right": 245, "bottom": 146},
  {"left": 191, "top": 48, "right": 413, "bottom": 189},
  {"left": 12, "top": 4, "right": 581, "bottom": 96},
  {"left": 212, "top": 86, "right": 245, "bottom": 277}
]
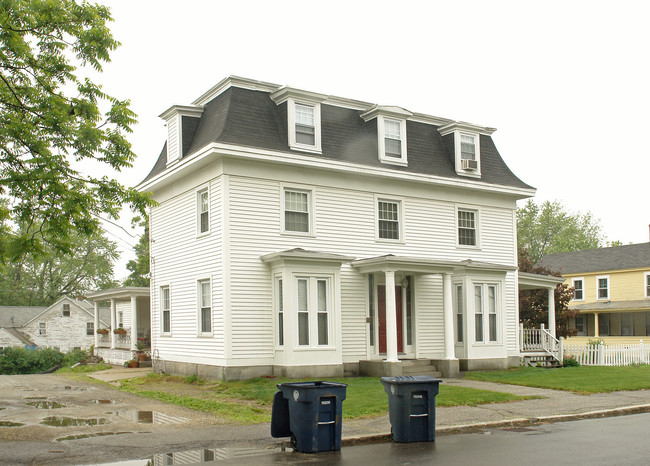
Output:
[
  {"left": 274, "top": 381, "right": 347, "bottom": 453},
  {"left": 380, "top": 375, "right": 441, "bottom": 442}
]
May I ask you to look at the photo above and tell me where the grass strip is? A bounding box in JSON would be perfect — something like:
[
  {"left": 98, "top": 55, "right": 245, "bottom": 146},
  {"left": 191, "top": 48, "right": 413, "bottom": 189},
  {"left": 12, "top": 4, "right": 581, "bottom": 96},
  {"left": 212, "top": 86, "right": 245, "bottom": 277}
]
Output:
[
  {"left": 118, "top": 374, "right": 535, "bottom": 424},
  {"left": 465, "top": 365, "right": 650, "bottom": 394}
]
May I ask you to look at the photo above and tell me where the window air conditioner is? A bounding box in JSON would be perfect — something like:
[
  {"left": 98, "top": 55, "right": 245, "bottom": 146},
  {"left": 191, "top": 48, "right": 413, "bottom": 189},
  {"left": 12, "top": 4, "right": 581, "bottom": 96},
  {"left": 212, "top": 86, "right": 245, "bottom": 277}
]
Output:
[{"left": 461, "top": 159, "right": 478, "bottom": 170}]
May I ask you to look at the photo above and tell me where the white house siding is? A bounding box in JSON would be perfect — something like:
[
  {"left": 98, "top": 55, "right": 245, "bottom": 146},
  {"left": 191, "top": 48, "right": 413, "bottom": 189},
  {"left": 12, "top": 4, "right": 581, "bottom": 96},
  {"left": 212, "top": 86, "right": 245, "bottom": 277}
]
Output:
[
  {"left": 22, "top": 302, "right": 95, "bottom": 352},
  {"left": 149, "top": 170, "right": 225, "bottom": 365},
  {"left": 505, "top": 272, "right": 518, "bottom": 354},
  {"left": 166, "top": 115, "right": 179, "bottom": 164},
  {"left": 0, "top": 328, "right": 24, "bottom": 349},
  {"left": 223, "top": 159, "right": 518, "bottom": 365},
  {"left": 414, "top": 275, "right": 445, "bottom": 358},
  {"left": 116, "top": 301, "right": 130, "bottom": 329}
]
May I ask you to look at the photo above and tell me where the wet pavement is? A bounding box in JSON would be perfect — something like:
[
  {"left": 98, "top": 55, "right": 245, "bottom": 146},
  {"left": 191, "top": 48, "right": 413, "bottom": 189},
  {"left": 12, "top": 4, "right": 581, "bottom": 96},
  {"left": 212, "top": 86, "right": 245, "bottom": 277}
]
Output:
[{"left": 1, "top": 369, "right": 650, "bottom": 465}]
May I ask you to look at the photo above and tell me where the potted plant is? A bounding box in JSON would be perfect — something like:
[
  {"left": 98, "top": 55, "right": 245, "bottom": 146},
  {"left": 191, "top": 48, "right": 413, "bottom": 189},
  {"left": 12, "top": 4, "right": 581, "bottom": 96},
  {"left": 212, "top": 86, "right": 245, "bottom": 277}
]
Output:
[
  {"left": 137, "top": 352, "right": 148, "bottom": 362},
  {"left": 125, "top": 359, "right": 139, "bottom": 368},
  {"left": 114, "top": 328, "right": 127, "bottom": 335},
  {"left": 96, "top": 328, "right": 109, "bottom": 335}
]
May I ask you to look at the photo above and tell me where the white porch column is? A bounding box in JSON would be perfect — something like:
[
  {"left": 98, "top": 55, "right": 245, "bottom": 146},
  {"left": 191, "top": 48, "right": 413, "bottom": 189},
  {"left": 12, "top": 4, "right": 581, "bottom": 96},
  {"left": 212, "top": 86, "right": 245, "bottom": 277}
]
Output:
[
  {"left": 130, "top": 295, "right": 138, "bottom": 351},
  {"left": 110, "top": 298, "right": 116, "bottom": 349},
  {"left": 547, "top": 287, "right": 556, "bottom": 338},
  {"left": 443, "top": 273, "right": 456, "bottom": 360},
  {"left": 384, "top": 269, "right": 400, "bottom": 363},
  {"left": 93, "top": 301, "right": 99, "bottom": 351},
  {"left": 594, "top": 312, "right": 599, "bottom": 338}
]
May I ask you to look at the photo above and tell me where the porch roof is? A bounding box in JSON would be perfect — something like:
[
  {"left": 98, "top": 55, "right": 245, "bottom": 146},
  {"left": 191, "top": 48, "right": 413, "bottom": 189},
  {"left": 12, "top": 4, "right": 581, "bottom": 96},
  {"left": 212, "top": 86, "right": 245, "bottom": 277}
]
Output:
[
  {"left": 261, "top": 248, "right": 355, "bottom": 265},
  {"left": 351, "top": 255, "right": 516, "bottom": 274},
  {"left": 86, "top": 287, "right": 150, "bottom": 302},
  {"left": 573, "top": 299, "right": 650, "bottom": 312},
  {"left": 518, "top": 272, "right": 564, "bottom": 290}
]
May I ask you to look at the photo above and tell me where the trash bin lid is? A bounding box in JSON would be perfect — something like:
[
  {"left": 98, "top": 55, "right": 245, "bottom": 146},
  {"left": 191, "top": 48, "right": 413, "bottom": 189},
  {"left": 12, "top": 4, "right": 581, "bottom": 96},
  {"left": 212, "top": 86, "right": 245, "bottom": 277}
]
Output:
[
  {"left": 277, "top": 381, "right": 348, "bottom": 390},
  {"left": 380, "top": 375, "right": 442, "bottom": 384}
]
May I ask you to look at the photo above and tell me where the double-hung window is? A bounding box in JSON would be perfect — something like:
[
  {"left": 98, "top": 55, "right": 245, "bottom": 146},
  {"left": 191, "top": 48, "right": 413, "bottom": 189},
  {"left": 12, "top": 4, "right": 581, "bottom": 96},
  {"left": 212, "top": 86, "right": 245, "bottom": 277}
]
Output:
[
  {"left": 117, "top": 311, "right": 124, "bottom": 329},
  {"left": 276, "top": 278, "right": 284, "bottom": 346},
  {"left": 645, "top": 273, "right": 650, "bottom": 298},
  {"left": 297, "top": 277, "right": 330, "bottom": 347},
  {"left": 572, "top": 278, "right": 584, "bottom": 300},
  {"left": 86, "top": 322, "right": 94, "bottom": 336},
  {"left": 474, "top": 284, "right": 498, "bottom": 343},
  {"left": 62, "top": 303, "right": 70, "bottom": 316},
  {"left": 39, "top": 322, "right": 46, "bottom": 335},
  {"left": 458, "top": 209, "right": 477, "bottom": 246},
  {"left": 384, "top": 119, "right": 402, "bottom": 158},
  {"left": 460, "top": 134, "right": 476, "bottom": 160},
  {"left": 378, "top": 200, "right": 400, "bottom": 240},
  {"left": 295, "top": 103, "right": 316, "bottom": 146},
  {"left": 199, "top": 280, "right": 211, "bottom": 334},
  {"left": 161, "top": 286, "right": 171, "bottom": 334},
  {"left": 198, "top": 189, "right": 209, "bottom": 234},
  {"left": 456, "top": 285, "right": 464, "bottom": 343},
  {"left": 284, "top": 189, "right": 310, "bottom": 233},
  {"left": 597, "top": 276, "right": 609, "bottom": 300}
]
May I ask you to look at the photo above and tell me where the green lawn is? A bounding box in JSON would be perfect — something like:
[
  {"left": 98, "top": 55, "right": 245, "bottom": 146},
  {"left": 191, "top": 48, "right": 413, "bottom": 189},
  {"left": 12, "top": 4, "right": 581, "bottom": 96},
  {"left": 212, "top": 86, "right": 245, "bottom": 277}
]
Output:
[
  {"left": 118, "top": 374, "right": 535, "bottom": 424},
  {"left": 465, "top": 365, "right": 650, "bottom": 394}
]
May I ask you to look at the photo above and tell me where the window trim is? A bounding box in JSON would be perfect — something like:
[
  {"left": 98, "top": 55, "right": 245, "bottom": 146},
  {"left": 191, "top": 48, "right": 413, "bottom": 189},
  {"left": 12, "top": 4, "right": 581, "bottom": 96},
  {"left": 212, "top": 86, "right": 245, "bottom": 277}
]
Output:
[
  {"left": 455, "top": 283, "right": 464, "bottom": 343},
  {"left": 645, "top": 272, "right": 650, "bottom": 298},
  {"left": 38, "top": 322, "right": 46, "bottom": 335},
  {"left": 160, "top": 285, "right": 171, "bottom": 335},
  {"left": 572, "top": 277, "right": 585, "bottom": 301},
  {"left": 62, "top": 303, "right": 71, "bottom": 316},
  {"left": 456, "top": 206, "right": 480, "bottom": 248},
  {"left": 197, "top": 278, "right": 212, "bottom": 336},
  {"left": 295, "top": 275, "right": 333, "bottom": 349},
  {"left": 377, "top": 116, "right": 408, "bottom": 166},
  {"left": 86, "top": 321, "right": 94, "bottom": 336},
  {"left": 288, "top": 99, "right": 322, "bottom": 153},
  {"left": 473, "top": 282, "right": 500, "bottom": 344},
  {"left": 596, "top": 275, "right": 610, "bottom": 300},
  {"left": 282, "top": 186, "right": 314, "bottom": 236},
  {"left": 375, "top": 196, "right": 403, "bottom": 243},
  {"left": 455, "top": 131, "right": 481, "bottom": 176},
  {"left": 275, "top": 276, "right": 284, "bottom": 347},
  {"left": 197, "top": 186, "right": 210, "bottom": 236}
]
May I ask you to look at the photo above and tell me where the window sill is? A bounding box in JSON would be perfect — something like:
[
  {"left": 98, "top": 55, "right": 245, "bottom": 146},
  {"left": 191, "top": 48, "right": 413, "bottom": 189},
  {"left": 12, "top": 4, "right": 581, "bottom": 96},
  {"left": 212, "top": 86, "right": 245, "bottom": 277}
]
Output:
[
  {"left": 456, "top": 244, "right": 480, "bottom": 250},
  {"left": 196, "top": 231, "right": 211, "bottom": 239},
  {"left": 289, "top": 143, "right": 322, "bottom": 155},
  {"left": 378, "top": 156, "right": 408, "bottom": 167},
  {"left": 375, "top": 238, "right": 404, "bottom": 245},
  {"left": 281, "top": 231, "right": 315, "bottom": 238},
  {"left": 293, "top": 346, "right": 337, "bottom": 352},
  {"left": 197, "top": 333, "right": 213, "bottom": 338}
]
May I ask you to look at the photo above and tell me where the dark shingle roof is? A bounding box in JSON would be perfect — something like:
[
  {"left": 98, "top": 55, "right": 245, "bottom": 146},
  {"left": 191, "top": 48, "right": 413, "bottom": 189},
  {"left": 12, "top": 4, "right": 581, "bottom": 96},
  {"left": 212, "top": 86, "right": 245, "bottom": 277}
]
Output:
[
  {"left": 539, "top": 243, "right": 650, "bottom": 275},
  {"left": 141, "top": 85, "right": 532, "bottom": 191}
]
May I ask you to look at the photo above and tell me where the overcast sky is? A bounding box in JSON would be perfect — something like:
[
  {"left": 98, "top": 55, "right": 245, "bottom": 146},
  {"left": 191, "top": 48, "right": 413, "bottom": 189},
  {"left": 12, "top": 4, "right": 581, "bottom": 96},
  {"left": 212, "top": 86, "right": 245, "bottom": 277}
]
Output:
[{"left": 96, "top": 0, "right": 650, "bottom": 279}]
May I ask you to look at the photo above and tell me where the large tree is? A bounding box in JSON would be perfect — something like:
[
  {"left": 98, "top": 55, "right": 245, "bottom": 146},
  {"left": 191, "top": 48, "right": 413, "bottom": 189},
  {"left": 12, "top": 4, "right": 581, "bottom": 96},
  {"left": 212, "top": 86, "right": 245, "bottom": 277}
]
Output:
[
  {"left": 0, "top": 222, "right": 118, "bottom": 306},
  {"left": 517, "top": 200, "right": 604, "bottom": 264},
  {"left": 518, "top": 248, "right": 578, "bottom": 338},
  {"left": 123, "top": 215, "right": 149, "bottom": 287},
  {"left": 0, "top": 0, "right": 152, "bottom": 262}
]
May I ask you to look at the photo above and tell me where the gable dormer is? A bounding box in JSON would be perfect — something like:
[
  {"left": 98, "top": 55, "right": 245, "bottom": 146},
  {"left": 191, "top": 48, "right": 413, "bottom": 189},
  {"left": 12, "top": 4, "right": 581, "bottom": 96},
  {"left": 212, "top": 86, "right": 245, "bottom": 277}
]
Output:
[
  {"left": 360, "top": 105, "right": 413, "bottom": 166},
  {"left": 159, "top": 105, "right": 204, "bottom": 166},
  {"left": 437, "top": 122, "right": 495, "bottom": 178},
  {"left": 270, "top": 86, "right": 327, "bottom": 154}
]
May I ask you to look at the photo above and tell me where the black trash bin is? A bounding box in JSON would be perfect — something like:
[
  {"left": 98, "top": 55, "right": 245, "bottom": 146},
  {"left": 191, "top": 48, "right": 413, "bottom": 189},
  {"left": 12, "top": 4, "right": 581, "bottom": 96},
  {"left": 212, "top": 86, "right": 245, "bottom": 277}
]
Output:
[
  {"left": 380, "top": 375, "right": 442, "bottom": 443},
  {"left": 271, "top": 381, "right": 347, "bottom": 453}
]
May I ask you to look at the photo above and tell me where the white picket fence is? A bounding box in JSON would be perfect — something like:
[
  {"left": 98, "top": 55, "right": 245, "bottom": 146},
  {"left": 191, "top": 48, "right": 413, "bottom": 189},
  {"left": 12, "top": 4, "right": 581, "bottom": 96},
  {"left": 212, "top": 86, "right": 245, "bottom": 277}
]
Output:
[{"left": 564, "top": 341, "right": 650, "bottom": 366}]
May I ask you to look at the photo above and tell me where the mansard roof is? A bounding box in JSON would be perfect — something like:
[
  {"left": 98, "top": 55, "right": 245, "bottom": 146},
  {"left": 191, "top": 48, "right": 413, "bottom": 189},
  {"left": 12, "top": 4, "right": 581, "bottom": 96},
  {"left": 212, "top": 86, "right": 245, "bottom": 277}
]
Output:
[{"left": 141, "top": 77, "right": 532, "bottom": 192}]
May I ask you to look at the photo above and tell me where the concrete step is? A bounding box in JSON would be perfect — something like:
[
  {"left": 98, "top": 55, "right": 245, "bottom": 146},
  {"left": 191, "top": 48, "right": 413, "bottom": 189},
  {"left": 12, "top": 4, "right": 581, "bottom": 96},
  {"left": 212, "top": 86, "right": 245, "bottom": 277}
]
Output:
[
  {"left": 401, "top": 359, "right": 437, "bottom": 367},
  {"left": 401, "top": 370, "right": 442, "bottom": 378}
]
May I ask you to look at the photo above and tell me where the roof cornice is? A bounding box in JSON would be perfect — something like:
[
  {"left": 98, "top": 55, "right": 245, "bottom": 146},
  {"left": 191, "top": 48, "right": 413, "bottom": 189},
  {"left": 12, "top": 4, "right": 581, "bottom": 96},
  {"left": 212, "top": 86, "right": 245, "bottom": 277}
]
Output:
[
  {"left": 159, "top": 105, "right": 204, "bottom": 121},
  {"left": 137, "top": 141, "right": 536, "bottom": 200},
  {"left": 192, "top": 75, "right": 281, "bottom": 106},
  {"left": 270, "top": 86, "right": 328, "bottom": 105},
  {"left": 360, "top": 105, "right": 414, "bottom": 122},
  {"left": 438, "top": 121, "right": 497, "bottom": 136}
]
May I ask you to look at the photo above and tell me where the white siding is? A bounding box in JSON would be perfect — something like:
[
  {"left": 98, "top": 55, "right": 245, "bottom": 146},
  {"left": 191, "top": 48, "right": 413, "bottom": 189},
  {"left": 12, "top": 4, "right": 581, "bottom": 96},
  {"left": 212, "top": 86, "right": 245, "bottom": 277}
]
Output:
[
  {"left": 166, "top": 115, "right": 179, "bottom": 165},
  {"left": 414, "top": 275, "right": 444, "bottom": 357},
  {"left": 21, "top": 301, "right": 96, "bottom": 351},
  {"left": 150, "top": 174, "right": 224, "bottom": 364}
]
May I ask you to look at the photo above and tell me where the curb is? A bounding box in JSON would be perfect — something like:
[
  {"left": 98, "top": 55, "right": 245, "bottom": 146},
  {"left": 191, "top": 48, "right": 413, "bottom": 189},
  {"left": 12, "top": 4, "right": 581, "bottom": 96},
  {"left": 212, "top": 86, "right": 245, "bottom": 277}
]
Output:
[{"left": 340, "top": 403, "right": 650, "bottom": 446}]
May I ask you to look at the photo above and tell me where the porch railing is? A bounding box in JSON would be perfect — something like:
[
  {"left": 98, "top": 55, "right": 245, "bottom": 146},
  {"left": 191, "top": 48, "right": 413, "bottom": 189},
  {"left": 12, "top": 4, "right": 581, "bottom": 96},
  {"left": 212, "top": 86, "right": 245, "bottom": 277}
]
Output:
[
  {"left": 96, "top": 331, "right": 131, "bottom": 349},
  {"left": 520, "top": 324, "right": 562, "bottom": 362}
]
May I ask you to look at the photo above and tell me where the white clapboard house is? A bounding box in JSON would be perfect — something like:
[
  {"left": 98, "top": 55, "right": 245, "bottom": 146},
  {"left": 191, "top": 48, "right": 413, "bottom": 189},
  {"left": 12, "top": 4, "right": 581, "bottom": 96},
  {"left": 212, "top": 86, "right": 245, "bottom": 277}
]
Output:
[{"left": 138, "top": 76, "right": 552, "bottom": 380}]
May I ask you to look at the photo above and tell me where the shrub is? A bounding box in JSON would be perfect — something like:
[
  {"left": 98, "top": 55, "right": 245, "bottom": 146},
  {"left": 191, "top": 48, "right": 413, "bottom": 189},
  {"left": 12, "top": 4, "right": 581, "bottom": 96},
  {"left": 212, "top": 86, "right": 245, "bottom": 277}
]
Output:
[
  {"left": 0, "top": 347, "right": 64, "bottom": 374},
  {"left": 63, "top": 348, "right": 90, "bottom": 367},
  {"left": 563, "top": 356, "right": 580, "bottom": 367}
]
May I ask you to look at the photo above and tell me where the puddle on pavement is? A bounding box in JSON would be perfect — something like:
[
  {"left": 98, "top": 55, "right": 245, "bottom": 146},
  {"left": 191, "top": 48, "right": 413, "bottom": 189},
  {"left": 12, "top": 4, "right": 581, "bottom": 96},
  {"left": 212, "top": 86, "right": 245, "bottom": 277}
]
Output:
[
  {"left": 0, "top": 421, "right": 24, "bottom": 427},
  {"left": 93, "top": 399, "right": 113, "bottom": 404},
  {"left": 105, "top": 410, "right": 186, "bottom": 424},
  {"left": 27, "top": 401, "right": 66, "bottom": 409},
  {"left": 41, "top": 416, "right": 107, "bottom": 427},
  {"left": 56, "top": 431, "right": 131, "bottom": 442},
  {"left": 94, "top": 446, "right": 290, "bottom": 465},
  {"left": 24, "top": 396, "right": 47, "bottom": 400}
]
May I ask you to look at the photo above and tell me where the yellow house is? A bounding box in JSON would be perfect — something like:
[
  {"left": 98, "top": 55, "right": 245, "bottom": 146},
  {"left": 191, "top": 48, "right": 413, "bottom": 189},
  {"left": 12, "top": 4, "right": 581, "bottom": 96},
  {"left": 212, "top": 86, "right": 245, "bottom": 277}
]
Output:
[{"left": 540, "top": 242, "right": 650, "bottom": 344}]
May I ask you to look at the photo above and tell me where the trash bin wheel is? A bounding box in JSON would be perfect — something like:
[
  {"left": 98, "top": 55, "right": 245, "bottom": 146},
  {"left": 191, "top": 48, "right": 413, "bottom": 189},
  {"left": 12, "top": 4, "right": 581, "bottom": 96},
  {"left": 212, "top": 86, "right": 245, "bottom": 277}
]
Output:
[{"left": 290, "top": 433, "right": 297, "bottom": 450}]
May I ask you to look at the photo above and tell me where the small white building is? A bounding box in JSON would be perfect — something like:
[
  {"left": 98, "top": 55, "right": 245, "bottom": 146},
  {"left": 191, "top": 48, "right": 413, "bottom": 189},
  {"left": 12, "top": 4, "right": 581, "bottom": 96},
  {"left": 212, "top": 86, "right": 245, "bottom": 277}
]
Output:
[
  {"left": 138, "top": 76, "right": 540, "bottom": 380},
  {"left": 0, "top": 298, "right": 109, "bottom": 352}
]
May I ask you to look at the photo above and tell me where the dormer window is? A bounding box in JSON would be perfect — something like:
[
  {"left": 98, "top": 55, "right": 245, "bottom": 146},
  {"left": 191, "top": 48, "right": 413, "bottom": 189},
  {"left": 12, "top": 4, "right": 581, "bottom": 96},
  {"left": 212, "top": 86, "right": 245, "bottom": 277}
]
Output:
[
  {"left": 270, "top": 86, "right": 325, "bottom": 154},
  {"left": 438, "top": 122, "right": 493, "bottom": 177},
  {"left": 295, "top": 103, "right": 316, "bottom": 146},
  {"left": 361, "top": 106, "right": 412, "bottom": 167}
]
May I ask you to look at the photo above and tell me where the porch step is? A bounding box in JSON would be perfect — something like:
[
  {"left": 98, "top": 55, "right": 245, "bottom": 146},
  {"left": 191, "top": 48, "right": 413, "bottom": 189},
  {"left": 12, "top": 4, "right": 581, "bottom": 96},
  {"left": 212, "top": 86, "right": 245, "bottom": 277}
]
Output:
[
  {"left": 401, "top": 360, "right": 442, "bottom": 377},
  {"left": 522, "top": 354, "right": 562, "bottom": 368}
]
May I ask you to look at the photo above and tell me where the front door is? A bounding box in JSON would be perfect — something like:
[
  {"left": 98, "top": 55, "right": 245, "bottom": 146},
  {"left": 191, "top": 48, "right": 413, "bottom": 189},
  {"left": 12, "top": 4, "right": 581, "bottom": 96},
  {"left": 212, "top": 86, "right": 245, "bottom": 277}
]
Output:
[{"left": 378, "top": 285, "right": 403, "bottom": 354}]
